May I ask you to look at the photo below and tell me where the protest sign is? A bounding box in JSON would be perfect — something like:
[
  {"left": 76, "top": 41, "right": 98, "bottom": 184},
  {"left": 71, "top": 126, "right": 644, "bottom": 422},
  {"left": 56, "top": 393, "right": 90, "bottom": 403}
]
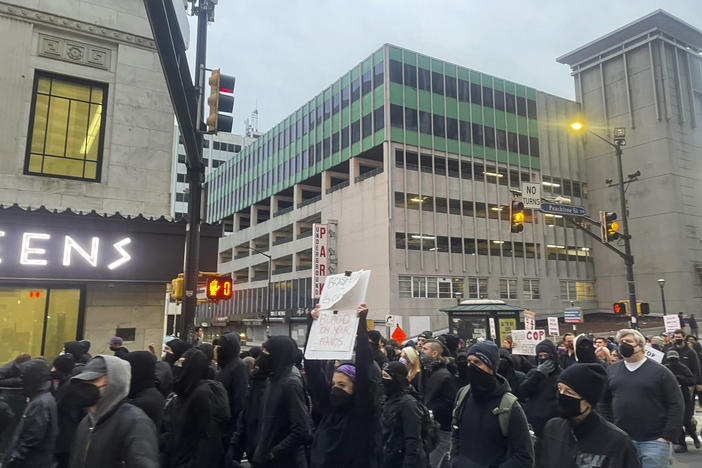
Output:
[
  {"left": 511, "top": 329, "right": 546, "bottom": 355},
  {"left": 644, "top": 344, "right": 664, "bottom": 363},
  {"left": 489, "top": 318, "right": 496, "bottom": 340},
  {"left": 663, "top": 315, "right": 680, "bottom": 334},
  {"left": 523, "top": 310, "right": 535, "bottom": 330},
  {"left": 547, "top": 317, "right": 559, "bottom": 336},
  {"left": 305, "top": 270, "right": 371, "bottom": 360}
]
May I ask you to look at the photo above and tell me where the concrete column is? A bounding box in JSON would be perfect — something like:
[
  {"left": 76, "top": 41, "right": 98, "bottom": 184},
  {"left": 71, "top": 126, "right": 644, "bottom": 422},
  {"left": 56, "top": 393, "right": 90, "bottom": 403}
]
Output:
[
  {"left": 350, "top": 158, "right": 360, "bottom": 184},
  {"left": 270, "top": 195, "right": 278, "bottom": 214},
  {"left": 293, "top": 184, "right": 302, "bottom": 208},
  {"left": 250, "top": 205, "right": 259, "bottom": 225},
  {"left": 321, "top": 171, "right": 332, "bottom": 196}
]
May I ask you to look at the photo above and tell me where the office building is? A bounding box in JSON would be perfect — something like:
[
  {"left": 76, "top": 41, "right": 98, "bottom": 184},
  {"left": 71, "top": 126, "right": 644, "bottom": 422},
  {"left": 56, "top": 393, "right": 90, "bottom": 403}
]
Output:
[
  {"left": 204, "top": 44, "right": 593, "bottom": 343},
  {"left": 558, "top": 10, "right": 702, "bottom": 317},
  {"left": 171, "top": 127, "right": 256, "bottom": 220}
]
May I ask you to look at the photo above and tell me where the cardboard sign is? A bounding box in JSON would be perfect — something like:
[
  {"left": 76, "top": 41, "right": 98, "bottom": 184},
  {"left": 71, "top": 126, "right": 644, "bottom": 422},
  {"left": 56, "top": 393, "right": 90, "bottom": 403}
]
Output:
[
  {"left": 524, "top": 310, "right": 535, "bottom": 330},
  {"left": 663, "top": 315, "right": 680, "bottom": 334},
  {"left": 547, "top": 317, "right": 559, "bottom": 336},
  {"left": 511, "top": 329, "right": 546, "bottom": 355},
  {"left": 305, "top": 270, "right": 371, "bottom": 360},
  {"left": 644, "top": 344, "right": 664, "bottom": 363}
]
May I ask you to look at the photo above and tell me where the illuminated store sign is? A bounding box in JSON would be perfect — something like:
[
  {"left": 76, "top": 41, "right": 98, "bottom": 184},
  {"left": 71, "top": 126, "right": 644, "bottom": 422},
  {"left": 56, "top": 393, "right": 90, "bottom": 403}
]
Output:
[{"left": 2, "top": 232, "right": 132, "bottom": 269}]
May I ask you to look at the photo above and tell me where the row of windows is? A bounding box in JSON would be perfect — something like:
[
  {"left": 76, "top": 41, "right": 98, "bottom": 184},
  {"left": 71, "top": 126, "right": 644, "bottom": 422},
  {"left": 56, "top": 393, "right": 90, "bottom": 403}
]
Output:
[
  {"left": 395, "top": 150, "right": 531, "bottom": 187},
  {"left": 390, "top": 105, "right": 539, "bottom": 157},
  {"left": 388, "top": 59, "right": 537, "bottom": 119},
  {"left": 231, "top": 108, "right": 384, "bottom": 204},
  {"left": 178, "top": 136, "right": 243, "bottom": 153},
  {"left": 394, "top": 192, "right": 536, "bottom": 223},
  {"left": 395, "top": 233, "right": 542, "bottom": 258},
  {"left": 395, "top": 150, "right": 587, "bottom": 197},
  {"left": 177, "top": 153, "right": 225, "bottom": 168},
  {"left": 175, "top": 193, "right": 190, "bottom": 202},
  {"left": 398, "top": 276, "right": 592, "bottom": 301}
]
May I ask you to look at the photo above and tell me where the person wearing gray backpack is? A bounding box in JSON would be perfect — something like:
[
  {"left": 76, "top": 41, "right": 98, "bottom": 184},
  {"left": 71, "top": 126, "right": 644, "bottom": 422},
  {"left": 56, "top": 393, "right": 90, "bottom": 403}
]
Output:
[{"left": 447, "top": 341, "right": 533, "bottom": 467}]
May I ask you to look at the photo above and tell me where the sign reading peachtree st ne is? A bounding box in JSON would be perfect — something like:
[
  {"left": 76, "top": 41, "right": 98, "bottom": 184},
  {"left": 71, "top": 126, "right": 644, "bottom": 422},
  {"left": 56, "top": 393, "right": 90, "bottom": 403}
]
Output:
[
  {"left": 540, "top": 203, "right": 587, "bottom": 216},
  {"left": 0, "top": 206, "right": 219, "bottom": 282}
]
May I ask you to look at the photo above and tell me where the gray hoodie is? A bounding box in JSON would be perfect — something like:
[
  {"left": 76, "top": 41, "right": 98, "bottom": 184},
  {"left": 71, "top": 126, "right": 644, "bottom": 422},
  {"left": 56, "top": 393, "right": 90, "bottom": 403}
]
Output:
[{"left": 87, "top": 355, "right": 131, "bottom": 427}]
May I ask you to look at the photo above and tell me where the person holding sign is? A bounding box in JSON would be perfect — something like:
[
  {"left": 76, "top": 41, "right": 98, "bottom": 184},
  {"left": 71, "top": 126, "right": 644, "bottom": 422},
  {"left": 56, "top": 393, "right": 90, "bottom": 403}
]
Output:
[{"left": 305, "top": 304, "right": 380, "bottom": 468}]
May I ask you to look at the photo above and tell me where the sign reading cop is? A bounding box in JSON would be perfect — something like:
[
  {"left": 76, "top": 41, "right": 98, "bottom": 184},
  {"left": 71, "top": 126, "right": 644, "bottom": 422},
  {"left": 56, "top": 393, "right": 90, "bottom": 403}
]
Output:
[{"left": 511, "top": 329, "right": 546, "bottom": 355}]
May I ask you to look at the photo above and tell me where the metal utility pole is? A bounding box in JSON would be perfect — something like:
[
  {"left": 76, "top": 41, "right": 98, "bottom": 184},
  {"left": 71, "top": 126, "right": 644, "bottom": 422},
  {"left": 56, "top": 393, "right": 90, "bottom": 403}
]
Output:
[
  {"left": 182, "top": 0, "right": 210, "bottom": 344},
  {"left": 612, "top": 131, "right": 638, "bottom": 328},
  {"left": 247, "top": 247, "right": 272, "bottom": 337}
]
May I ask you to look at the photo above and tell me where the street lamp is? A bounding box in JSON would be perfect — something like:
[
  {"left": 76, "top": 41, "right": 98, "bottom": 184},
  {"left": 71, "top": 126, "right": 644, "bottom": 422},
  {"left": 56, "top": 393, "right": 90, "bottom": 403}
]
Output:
[
  {"left": 247, "top": 246, "right": 272, "bottom": 337},
  {"left": 455, "top": 292, "right": 463, "bottom": 306},
  {"left": 570, "top": 123, "right": 639, "bottom": 328},
  {"left": 657, "top": 278, "right": 667, "bottom": 316}
]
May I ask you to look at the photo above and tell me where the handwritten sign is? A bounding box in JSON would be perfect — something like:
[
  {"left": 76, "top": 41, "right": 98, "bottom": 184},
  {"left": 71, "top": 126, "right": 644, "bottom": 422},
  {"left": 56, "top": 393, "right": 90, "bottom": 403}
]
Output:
[
  {"left": 305, "top": 270, "right": 371, "bottom": 360},
  {"left": 511, "top": 329, "right": 546, "bottom": 356},
  {"left": 523, "top": 310, "right": 536, "bottom": 330},
  {"left": 547, "top": 317, "right": 559, "bottom": 336},
  {"left": 644, "top": 345, "right": 664, "bottom": 363},
  {"left": 663, "top": 315, "right": 680, "bottom": 334}
]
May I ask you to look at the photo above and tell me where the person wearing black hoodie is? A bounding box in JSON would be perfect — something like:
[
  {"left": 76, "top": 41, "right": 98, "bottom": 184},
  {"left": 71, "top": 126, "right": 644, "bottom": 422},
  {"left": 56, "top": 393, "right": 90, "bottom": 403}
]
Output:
[
  {"left": 156, "top": 338, "right": 189, "bottom": 398},
  {"left": 196, "top": 343, "right": 219, "bottom": 379},
  {"left": 64, "top": 341, "right": 90, "bottom": 369},
  {"left": 163, "top": 348, "right": 230, "bottom": 468},
  {"left": 51, "top": 354, "right": 81, "bottom": 468},
  {"left": 380, "top": 361, "right": 427, "bottom": 468},
  {"left": 664, "top": 349, "right": 699, "bottom": 452},
  {"left": 217, "top": 332, "right": 250, "bottom": 451},
  {"left": 368, "top": 330, "right": 388, "bottom": 369},
  {"left": 498, "top": 348, "right": 526, "bottom": 401},
  {"left": 450, "top": 341, "right": 533, "bottom": 468},
  {"left": 122, "top": 351, "right": 165, "bottom": 428},
  {"left": 2, "top": 359, "right": 58, "bottom": 468},
  {"left": 306, "top": 304, "right": 379, "bottom": 468},
  {"left": 250, "top": 336, "right": 312, "bottom": 468},
  {"left": 227, "top": 359, "right": 268, "bottom": 467},
  {"left": 519, "top": 339, "right": 561, "bottom": 438},
  {"left": 538, "top": 363, "right": 640, "bottom": 468}
]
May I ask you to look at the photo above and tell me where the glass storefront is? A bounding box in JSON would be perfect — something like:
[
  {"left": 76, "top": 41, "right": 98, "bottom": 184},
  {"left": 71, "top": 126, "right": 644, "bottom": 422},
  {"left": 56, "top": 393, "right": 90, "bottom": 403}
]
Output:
[{"left": 0, "top": 287, "right": 81, "bottom": 364}]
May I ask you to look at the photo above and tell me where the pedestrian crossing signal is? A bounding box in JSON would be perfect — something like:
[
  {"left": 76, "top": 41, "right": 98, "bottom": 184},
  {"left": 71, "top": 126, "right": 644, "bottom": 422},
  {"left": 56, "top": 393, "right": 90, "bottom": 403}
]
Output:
[
  {"left": 206, "top": 276, "right": 233, "bottom": 300},
  {"left": 613, "top": 302, "right": 626, "bottom": 315}
]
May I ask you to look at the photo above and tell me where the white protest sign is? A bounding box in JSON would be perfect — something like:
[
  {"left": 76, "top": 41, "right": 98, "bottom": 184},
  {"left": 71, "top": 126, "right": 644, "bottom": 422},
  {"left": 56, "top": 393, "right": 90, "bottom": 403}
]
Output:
[
  {"left": 305, "top": 270, "right": 371, "bottom": 360},
  {"left": 523, "top": 310, "right": 535, "bottom": 330},
  {"left": 644, "top": 344, "right": 664, "bottom": 363},
  {"left": 511, "top": 329, "right": 546, "bottom": 355},
  {"left": 521, "top": 182, "right": 541, "bottom": 209},
  {"left": 547, "top": 317, "right": 559, "bottom": 336},
  {"left": 663, "top": 315, "right": 680, "bottom": 334},
  {"left": 489, "top": 318, "right": 496, "bottom": 340}
]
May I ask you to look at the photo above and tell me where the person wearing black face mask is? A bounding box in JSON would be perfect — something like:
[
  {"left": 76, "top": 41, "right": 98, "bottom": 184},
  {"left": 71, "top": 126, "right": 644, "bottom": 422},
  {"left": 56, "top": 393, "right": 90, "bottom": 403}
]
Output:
[
  {"left": 304, "top": 304, "right": 379, "bottom": 468},
  {"left": 663, "top": 350, "right": 700, "bottom": 452},
  {"left": 538, "top": 363, "right": 640, "bottom": 467},
  {"left": 497, "top": 348, "right": 526, "bottom": 401},
  {"left": 450, "top": 341, "right": 533, "bottom": 467},
  {"left": 69, "top": 355, "right": 159, "bottom": 468},
  {"left": 600, "top": 329, "right": 684, "bottom": 467},
  {"left": 380, "top": 361, "right": 427, "bottom": 468},
  {"left": 520, "top": 339, "right": 561, "bottom": 439}
]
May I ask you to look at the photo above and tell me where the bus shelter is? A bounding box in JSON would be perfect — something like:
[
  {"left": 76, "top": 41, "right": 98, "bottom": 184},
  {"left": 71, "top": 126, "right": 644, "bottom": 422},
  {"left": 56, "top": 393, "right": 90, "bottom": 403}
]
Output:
[{"left": 440, "top": 300, "right": 525, "bottom": 345}]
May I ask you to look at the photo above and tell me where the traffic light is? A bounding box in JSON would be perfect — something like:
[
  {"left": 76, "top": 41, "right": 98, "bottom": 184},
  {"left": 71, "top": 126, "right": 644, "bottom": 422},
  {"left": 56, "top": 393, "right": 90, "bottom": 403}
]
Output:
[
  {"left": 638, "top": 302, "right": 650, "bottom": 316},
  {"left": 171, "top": 275, "right": 183, "bottom": 300},
  {"left": 599, "top": 211, "right": 619, "bottom": 242},
  {"left": 510, "top": 199, "right": 525, "bottom": 233},
  {"left": 613, "top": 301, "right": 627, "bottom": 315},
  {"left": 206, "top": 69, "right": 235, "bottom": 133},
  {"left": 206, "top": 276, "right": 233, "bottom": 300}
]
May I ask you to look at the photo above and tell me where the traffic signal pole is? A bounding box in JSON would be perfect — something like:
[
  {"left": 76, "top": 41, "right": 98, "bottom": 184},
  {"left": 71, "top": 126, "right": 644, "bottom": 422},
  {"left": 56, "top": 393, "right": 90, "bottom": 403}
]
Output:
[
  {"left": 181, "top": 1, "right": 210, "bottom": 344},
  {"left": 614, "top": 142, "right": 638, "bottom": 328}
]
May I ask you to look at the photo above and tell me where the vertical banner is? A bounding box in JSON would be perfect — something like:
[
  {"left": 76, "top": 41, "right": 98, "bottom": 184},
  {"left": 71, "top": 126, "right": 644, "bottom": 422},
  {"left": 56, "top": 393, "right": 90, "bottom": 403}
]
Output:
[
  {"left": 488, "top": 317, "right": 496, "bottom": 340},
  {"left": 312, "top": 224, "right": 329, "bottom": 298}
]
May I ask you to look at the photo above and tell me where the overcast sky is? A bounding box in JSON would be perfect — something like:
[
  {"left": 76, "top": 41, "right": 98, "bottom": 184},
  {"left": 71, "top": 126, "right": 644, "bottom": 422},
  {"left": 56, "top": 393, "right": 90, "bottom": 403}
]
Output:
[{"left": 185, "top": 0, "right": 702, "bottom": 135}]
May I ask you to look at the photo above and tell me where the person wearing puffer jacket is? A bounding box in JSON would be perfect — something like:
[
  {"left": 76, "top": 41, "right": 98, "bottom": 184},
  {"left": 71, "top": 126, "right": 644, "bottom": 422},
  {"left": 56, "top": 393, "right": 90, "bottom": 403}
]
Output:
[{"left": 519, "top": 339, "right": 561, "bottom": 438}]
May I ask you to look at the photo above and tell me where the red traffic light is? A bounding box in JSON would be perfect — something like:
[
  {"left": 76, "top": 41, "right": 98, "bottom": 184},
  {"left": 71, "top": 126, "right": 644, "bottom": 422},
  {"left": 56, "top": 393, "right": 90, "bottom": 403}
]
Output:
[
  {"left": 206, "top": 276, "right": 233, "bottom": 300},
  {"left": 613, "top": 302, "right": 627, "bottom": 315}
]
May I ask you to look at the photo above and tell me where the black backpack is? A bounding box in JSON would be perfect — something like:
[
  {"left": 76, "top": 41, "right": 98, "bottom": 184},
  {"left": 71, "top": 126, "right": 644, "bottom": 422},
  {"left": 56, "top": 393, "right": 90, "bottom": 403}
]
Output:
[{"left": 417, "top": 399, "right": 440, "bottom": 454}]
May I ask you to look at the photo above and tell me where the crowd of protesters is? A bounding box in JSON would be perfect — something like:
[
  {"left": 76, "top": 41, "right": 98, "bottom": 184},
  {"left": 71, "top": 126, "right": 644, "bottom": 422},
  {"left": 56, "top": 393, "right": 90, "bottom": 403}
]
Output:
[{"left": 1, "top": 308, "right": 701, "bottom": 468}]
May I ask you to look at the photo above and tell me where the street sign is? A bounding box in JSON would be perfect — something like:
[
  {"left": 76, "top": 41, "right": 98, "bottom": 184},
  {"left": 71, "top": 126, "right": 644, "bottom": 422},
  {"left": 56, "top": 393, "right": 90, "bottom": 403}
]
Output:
[
  {"left": 564, "top": 307, "right": 583, "bottom": 324},
  {"left": 540, "top": 203, "right": 586, "bottom": 216},
  {"left": 521, "top": 183, "right": 541, "bottom": 209},
  {"left": 385, "top": 314, "right": 396, "bottom": 330},
  {"left": 392, "top": 326, "right": 407, "bottom": 344}
]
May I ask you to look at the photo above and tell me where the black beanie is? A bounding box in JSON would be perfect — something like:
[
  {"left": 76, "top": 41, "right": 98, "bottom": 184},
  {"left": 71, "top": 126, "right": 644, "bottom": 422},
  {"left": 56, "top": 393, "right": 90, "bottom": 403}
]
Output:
[
  {"left": 53, "top": 354, "right": 75, "bottom": 375},
  {"left": 368, "top": 330, "right": 382, "bottom": 345},
  {"left": 384, "top": 361, "right": 409, "bottom": 381},
  {"left": 558, "top": 363, "right": 607, "bottom": 405},
  {"left": 468, "top": 341, "right": 499, "bottom": 372}
]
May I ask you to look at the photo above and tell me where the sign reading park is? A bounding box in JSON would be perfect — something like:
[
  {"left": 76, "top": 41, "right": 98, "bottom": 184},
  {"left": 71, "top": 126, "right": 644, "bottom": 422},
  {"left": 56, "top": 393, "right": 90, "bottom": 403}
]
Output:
[{"left": 305, "top": 270, "right": 371, "bottom": 360}]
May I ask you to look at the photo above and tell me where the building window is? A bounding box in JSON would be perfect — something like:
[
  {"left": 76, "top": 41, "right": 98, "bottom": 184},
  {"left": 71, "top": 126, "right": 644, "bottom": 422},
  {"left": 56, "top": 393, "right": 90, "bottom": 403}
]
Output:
[
  {"left": 178, "top": 153, "right": 186, "bottom": 164},
  {"left": 468, "top": 277, "right": 489, "bottom": 299},
  {"left": 399, "top": 275, "right": 411, "bottom": 298},
  {"left": 523, "top": 279, "right": 540, "bottom": 300},
  {"left": 25, "top": 72, "right": 107, "bottom": 181},
  {"left": 576, "top": 281, "right": 596, "bottom": 301},
  {"left": 560, "top": 280, "right": 577, "bottom": 301},
  {"left": 500, "top": 279, "right": 517, "bottom": 299},
  {"left": 399, "top": 275, "right": 463, "bottom": 299},
  {"left": 177, "top": 173, "right": 186, "bottom": 183}
]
